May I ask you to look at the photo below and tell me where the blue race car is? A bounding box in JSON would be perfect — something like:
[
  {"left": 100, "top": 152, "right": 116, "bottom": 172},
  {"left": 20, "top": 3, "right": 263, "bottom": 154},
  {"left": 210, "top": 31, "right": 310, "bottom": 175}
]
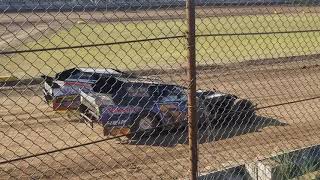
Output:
[
  {"left": 42, "top": 68, "right": 256, "bottom": 137},
  {"left": 41, "top": 67, "right": 132, "bottom": 110}
]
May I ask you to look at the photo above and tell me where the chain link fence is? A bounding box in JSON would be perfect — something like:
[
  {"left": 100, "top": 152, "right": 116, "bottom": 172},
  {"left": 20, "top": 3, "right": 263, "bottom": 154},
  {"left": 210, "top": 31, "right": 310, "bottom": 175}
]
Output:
[{"left": 1, "top": 0, "right": 320, "bottom": 179}]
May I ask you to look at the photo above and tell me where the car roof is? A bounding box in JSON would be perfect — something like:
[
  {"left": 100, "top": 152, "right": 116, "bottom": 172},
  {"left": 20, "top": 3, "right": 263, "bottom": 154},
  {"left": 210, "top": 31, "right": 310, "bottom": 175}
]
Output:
[
  {"left": 117, "top": 77, "right": 162, "bottom": 84},
  {"left": 57, "top": 68, "right": 181, "bottom": 87},
  {"left": 78, "top": 68, "right": 123, "bottom": 75},
  {"left": 54, "top": 67, "right": 128, "bottom": 80}
]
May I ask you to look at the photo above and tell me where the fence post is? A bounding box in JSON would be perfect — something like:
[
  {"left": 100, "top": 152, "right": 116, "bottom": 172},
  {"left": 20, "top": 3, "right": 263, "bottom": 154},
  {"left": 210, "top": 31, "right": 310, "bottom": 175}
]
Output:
[{"left": 186, "top": 0, "right": 197, "bottom": 179}]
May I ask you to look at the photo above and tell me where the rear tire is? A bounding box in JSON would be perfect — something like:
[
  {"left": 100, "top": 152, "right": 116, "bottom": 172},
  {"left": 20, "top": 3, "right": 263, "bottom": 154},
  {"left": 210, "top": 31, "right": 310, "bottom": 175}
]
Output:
[{"left": 127, "top": 112, "right": 160, "bottom": 139}]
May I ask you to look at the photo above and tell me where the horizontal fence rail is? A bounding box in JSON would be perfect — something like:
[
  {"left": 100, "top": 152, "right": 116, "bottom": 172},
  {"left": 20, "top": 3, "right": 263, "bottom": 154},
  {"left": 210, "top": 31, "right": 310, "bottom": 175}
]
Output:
[{"left": 1, "top": 0, "right": 320, "bottom": 12}]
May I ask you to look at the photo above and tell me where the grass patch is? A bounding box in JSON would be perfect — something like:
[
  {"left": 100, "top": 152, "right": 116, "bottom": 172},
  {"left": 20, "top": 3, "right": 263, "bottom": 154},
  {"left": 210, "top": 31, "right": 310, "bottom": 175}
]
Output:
[{"left": 2, "top": 13, "right": 320, "bottom": 78}]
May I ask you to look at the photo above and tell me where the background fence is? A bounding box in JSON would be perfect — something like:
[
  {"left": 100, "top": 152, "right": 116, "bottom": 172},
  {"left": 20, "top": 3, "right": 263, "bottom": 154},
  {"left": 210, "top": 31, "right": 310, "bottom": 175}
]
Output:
[
  {"left": 1, "top": 0, "right": 320, "bottom": 12},
  {"left": 1, "top": 0, "right": 320, "bottom": 179}
]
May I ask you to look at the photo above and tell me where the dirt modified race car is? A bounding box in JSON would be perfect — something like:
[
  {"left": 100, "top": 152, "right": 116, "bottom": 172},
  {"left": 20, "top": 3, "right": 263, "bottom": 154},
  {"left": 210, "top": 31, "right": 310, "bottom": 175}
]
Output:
[
  {"left": 42, "top": 68, "right": 256, "bottom": 137},
  {"left": 41, "top": 68, "right": 130, "bottom": 110}
]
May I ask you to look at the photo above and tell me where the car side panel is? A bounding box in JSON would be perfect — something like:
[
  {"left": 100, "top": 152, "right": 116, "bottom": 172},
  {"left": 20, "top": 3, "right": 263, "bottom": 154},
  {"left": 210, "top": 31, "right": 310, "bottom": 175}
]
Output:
[{"left": 99, "top": 105, "right": 143, "bottom": 126}]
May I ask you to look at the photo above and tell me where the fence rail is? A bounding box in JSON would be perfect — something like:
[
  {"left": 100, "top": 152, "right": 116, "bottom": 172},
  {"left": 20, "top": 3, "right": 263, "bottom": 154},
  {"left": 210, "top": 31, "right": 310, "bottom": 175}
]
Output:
[{"left": 1, "top": 0, "right": 320, "bottom": 12}]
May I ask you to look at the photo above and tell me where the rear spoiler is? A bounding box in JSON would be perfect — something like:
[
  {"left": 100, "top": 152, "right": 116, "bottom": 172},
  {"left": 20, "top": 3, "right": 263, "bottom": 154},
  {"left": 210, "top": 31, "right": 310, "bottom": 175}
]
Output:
[
  {"left": 41, "top": 75, "right": 53, "bottom": 84},
  {"left": 41, "top": 75, "right": 60, "bottom": 88},
  {"left": 79, "top": 92, "right": 100, "bottom": 128}
]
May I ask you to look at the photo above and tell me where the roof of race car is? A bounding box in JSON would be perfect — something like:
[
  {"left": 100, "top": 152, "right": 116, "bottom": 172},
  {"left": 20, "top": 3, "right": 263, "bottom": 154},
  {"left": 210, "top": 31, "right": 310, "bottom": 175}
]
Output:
[
  {"left": 78, "top": 68, "right": 123, "bottom": 75},
  {"left": 54, "top": 68, "right": 130, "bottom": 81},
  {"left": 57, "top": 67, "right": 178, "bottom": 86},
  {"left": 75, "top": 68, "right": 165, "bottom": 84},
  {"left": 116, "top": 77, "right": 163, "bottom": 84}
]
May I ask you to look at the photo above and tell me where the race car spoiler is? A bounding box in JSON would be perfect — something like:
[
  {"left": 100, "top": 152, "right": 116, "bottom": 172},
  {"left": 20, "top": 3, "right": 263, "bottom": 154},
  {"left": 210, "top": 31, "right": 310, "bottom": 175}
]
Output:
[{"left": 78, "top": 91, "right": 101, "bottom": 127}]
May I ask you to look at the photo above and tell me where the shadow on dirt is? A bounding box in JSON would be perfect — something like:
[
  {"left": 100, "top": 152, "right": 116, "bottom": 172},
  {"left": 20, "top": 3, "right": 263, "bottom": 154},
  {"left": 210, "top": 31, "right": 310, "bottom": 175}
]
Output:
[{"left": 127, "top": 115, "right": 287, "bottom": 147}]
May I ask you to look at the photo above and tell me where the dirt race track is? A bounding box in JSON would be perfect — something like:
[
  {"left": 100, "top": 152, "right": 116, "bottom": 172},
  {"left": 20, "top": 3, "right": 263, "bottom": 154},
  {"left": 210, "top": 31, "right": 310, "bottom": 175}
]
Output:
[
  {"left": 1, "top": 55, "right": 320, "bottom": 179},
  {"left": 1, "top": 5, "right": 320, "bottom": 180}
]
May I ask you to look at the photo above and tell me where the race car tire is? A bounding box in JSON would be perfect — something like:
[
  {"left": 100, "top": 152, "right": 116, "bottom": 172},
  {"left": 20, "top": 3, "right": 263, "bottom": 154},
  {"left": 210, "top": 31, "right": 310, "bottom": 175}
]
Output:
[{"left": 127, "top": 112, "right": 161, "bottom": 139}]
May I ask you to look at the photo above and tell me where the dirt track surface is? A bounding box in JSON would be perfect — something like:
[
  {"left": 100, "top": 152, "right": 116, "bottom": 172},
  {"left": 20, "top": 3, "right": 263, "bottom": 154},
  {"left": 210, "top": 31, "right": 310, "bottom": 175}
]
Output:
[
  {"left": 1, "top": 5, "right": 320, "bottom": 179},
  {"left": 0, "top": 55, "right": 320, "bottom": 179}
]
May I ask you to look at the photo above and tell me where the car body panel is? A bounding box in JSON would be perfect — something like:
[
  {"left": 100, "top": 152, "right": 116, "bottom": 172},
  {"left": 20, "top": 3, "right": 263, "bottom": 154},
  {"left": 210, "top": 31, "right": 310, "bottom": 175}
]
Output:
[{"left": 41, "top": 68, "right": 256, "bottom": 136}]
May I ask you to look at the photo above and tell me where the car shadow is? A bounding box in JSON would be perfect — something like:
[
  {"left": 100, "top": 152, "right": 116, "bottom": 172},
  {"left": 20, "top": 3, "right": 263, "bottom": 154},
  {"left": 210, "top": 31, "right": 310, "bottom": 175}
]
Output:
[{"left": 126, "top": 115, "right": 287, "bottom": 147}]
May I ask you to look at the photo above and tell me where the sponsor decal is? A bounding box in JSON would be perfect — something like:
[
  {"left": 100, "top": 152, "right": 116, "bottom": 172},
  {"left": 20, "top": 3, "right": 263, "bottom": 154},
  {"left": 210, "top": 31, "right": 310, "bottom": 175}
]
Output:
[
  {"left": 63, "top": 81, "right": 93, "bottom": 93},
  {"left": 105, "top": 119, "right": 128, "bottom": 126},
  {"left": 127, "top": 87, "right": 149, "bottom": 97},
  {"left": 104, "top": 106, "right": 141, "bottom": 114},
  {"left": 53, "top": 86, "right": 79, "bottom": 97}
]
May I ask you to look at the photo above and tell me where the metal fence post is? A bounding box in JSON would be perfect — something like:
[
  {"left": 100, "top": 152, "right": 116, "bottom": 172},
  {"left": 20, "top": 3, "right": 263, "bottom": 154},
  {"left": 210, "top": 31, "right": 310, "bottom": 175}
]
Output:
[{"left": 186, "top": 0, "right": 197, "bottom": 179}]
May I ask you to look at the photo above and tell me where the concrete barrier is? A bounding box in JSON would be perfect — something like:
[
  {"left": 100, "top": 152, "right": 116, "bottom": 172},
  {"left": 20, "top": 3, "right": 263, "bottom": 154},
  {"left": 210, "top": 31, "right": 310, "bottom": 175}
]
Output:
[
  {"left": 246, "top": 145, "right": 320, "bottom": 180},
  {"left": 198, "top": 165, "right": 252, "bottom": 180},
  {"left": 198, "top": 145, "right": 320, "bottom": 180}
]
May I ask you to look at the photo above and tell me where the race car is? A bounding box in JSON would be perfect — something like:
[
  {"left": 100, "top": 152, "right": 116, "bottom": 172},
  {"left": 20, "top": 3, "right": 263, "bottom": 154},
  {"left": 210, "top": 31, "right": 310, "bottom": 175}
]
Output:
[
  {"left": 41, "top": 67, "right": 256, "bottom": 137},
  {"left": 41, "top": 67, "right": 133, "bottom": 110}
]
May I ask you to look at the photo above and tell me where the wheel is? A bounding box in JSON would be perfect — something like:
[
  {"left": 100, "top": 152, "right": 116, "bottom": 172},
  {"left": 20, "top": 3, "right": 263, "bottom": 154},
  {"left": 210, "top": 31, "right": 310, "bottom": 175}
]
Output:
[{"left": 127, "top": 112, "right": 160, "bottom": 139}]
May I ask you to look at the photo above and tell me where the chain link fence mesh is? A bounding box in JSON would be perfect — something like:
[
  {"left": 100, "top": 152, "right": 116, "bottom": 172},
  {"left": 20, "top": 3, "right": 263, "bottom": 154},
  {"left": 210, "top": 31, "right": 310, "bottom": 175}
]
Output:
[{"left": 1, "top": 0, "right": 320, "bottom": 179}]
